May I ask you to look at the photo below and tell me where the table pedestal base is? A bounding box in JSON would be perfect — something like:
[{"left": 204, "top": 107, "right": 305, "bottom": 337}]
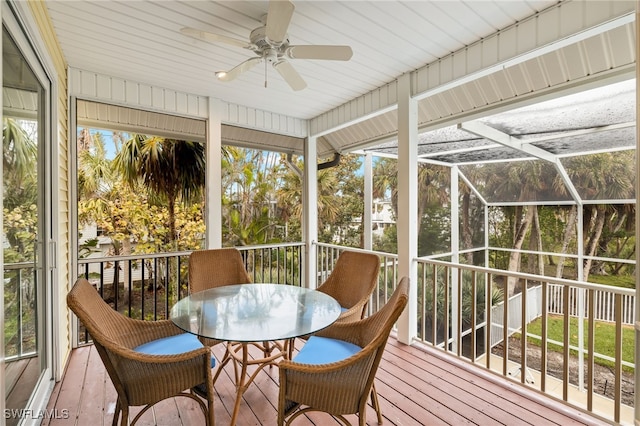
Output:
[{"left": 213, "top": 339, "right": 291, "bottom": 425}]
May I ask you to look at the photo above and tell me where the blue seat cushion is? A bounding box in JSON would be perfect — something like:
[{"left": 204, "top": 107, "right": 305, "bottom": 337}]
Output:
[
  {"left": 293, "top": 335, "right": 361, "bottom": 365},
  {"left": 134, "top": 333, "right": 215, "bottom": 367}
]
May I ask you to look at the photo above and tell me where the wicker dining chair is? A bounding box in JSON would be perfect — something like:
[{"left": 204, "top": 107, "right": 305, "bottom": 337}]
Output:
[
  {"left": 278, "top": 276, "right": 409, "bottom": 426},
  {"left": 188, "top": 248, "right": 252, "bottom": 347},
  {"left": 316, "top": 250, "right": 381, "bottom": 323},
  {"left": 67, "top": 278, "right": 215, "bottom": 426},
  {"left": 188, "top": 247, "right": 274, "bottom": 366},
  {"left": 188, "top": 247, "right": 252, "bottom": 295}
]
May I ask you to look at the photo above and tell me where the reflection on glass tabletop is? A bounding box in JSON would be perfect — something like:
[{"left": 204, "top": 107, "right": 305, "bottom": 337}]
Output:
[{"left": 170, "top": 283, "right": 341, "bottom": 342}]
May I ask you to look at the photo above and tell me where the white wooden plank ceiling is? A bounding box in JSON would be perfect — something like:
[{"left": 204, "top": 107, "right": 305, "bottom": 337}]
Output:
[
  {"left": 45, "top": 0, "right": 556, "bottom": 121},
  {"left": 43, "top": 0, "right": 636, "bottom": 161}
]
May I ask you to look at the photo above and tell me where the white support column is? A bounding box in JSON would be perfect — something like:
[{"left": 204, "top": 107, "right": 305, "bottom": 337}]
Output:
[
  {"left": 484, "top": 203, "right": 490, "bottom": 267},
  {"left": 451, "top": 166, "right": 460, "bottom": 263},
  {"left": 451, "top": 166, "right": 460, "bottom": 352},
  {"left": 304, "top": 135, "right": 319, "bottom": 289},
  {"left": 206, "top": 98, "right": 222, "bottom": 248},
  {"left": 396, "top": 73, "right": 418, "bottom": 344},
  {"left": 364, "top": 153, "right": 373, "bottom": 250},
  {"left": 634, "top": 3, "right": 640, "bottom": 424},
  {"left": 0, "top": 4, "right": 5, "bottom": 421}
]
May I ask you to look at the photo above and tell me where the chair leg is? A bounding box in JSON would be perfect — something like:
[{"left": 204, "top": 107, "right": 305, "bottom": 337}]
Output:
[
  {"left": 370, "top": 382, "right": 383, "bottom": 424},
  {"left": 287, "top": 338, "right": 295, "bottom": 359},
  {"left": 212, "top": 343, "right": 232, "bottom": 384},
  {"left": 112, "top": 400, "right": 121, "bottom": 426},
  {"left": 119, "top": 406, "right": 129, "bottom": 426},
  {"left": 208, "top": 401, "right": 215, "bottom": 426},
  {"left": 359, "top": 410, "right": 367, "bottom": 426}
]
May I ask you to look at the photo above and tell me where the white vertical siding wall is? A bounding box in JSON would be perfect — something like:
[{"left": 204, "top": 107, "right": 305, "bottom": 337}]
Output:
[
  {"left": 69, "top": 67, "right": 307, "bottom": 138},
  {"left": 218, "top": 101, "right": 306, "bottom": 138},
  {"left": 25, "top": 0, "right": 70, "bottom": 382},
  {"left": 69, "top": 68, "right": 208, "bottom": 118}
]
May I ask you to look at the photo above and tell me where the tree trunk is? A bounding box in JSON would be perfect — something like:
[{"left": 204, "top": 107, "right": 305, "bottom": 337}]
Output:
[
  {"left": 507, "top": 206, "right": 534, "bottom": 297},
  {"left": 168, "top": 195, "right": 177, "bottom": 248},
  {"left": 556, "top": 205, "right": 577, "bottom": 279},
  {"left": 583, "top": 205, "right": 607, "bottom": 282},
  {"left": 590, "top": 208, "right": 627, "bottom": 276},
  {"left": 533, "top": 207, "right": 544, "bottom": 276},
  {"left": 105, "top": 241, "right": 122, "bottom": 303},
  {"left": 122, "top": 238, "right": 131, "bottom": 305},
  {"left": 461, "top": 191, "right": 474, "bottom": 263},
  {"left": 527, "top": 217, "right": 535, "bottom": 273}
]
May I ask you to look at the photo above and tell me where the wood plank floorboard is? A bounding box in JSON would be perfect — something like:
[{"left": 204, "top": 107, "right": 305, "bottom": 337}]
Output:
[
  {"left": 5, "top": 356, "right": 41, "bottom": 426},
  {"left": 44, "top": 337, "right": 612, "bottom": 426}
]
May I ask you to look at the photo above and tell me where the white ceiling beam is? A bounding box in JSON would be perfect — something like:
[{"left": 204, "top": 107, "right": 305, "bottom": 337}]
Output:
[
  {"left": 523, "top": 122, "right": 635, "bottom": 144},
  {"left": 418, "top": 143, "right": 503, "bottom": 159},
  {"left": 458, "top": 121, "right": 557, "bottom": 163}
]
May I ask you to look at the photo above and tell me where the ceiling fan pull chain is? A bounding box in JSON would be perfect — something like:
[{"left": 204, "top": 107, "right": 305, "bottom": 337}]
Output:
[{"left": 265, "top": 58, "right": 268, "bottom": 88}]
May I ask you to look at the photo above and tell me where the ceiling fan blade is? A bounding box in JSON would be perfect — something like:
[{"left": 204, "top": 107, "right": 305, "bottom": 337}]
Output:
[
  {"left": 273, "top": 60, "right": 307, "bottom": 91},
  {"left": 266, "top": 0, "right": 295, "bottom": 44},
  {"left": 180, "top": 27, "right": 251, "bottom": 50},
  {"left": 217, "top": 57, "right": 262, "bottom": 82},
  {"left": 286, "top": 45, "right": 353, "bottom": 61}
]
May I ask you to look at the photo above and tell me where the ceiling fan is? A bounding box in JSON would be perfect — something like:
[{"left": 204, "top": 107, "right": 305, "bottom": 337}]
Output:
[{"left": 180, "top": 0, "right": 353, "bottom": 91}]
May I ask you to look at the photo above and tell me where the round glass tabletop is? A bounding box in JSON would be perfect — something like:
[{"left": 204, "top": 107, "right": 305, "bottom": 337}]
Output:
[{"left": 170, "top": 283, "right": 341, "bottom": 342}]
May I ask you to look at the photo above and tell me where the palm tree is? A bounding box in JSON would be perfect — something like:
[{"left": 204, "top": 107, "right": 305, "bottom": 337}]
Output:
[
  {"left": 275, "top": 155, "right": 341, "bottom": 236},
  {"left": 458, "top": 166, "right": 488, "bottom": 264},
  {"left": 372, "top": 158, "right": 450, "bottom": 254},
  {"left": 3, "top": 117, "right": 39, "bottom": 347},
  {"left": 222, "top": 147, "right": 288, "bottom": 245},
  {"left": 3, "top": 117, "right": 38, "bottom": 263},
  {"left": 482, "top": 160, "right": 557, "bottom": 296},
  {"left": 2, "top": 117, "right": 38, "bottom": 191},
  {"left": 77, "top": 129, "right": 114, "bottom": 199},
  {"left": 562, "top": 151, "right": 635, "bottom": 281},
  {"left": 77, "top": 128, "right": 141, "bottom": 302},
  {"left": 114, "top": 135, "right": 205, "bottom": 249}
]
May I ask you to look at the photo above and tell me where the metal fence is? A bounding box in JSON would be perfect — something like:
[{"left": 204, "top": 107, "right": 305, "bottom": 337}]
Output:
[
  {"left": 75, "top": 243, "right": 304, "bottom": 344},
  {"left": 4, "top": 262, "right": 37, "bottom": 360}
]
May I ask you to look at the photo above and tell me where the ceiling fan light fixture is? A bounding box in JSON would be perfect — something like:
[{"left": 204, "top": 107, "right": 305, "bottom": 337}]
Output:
[{"left": 183, "top": 0, "right": 352, "bottom": 91}]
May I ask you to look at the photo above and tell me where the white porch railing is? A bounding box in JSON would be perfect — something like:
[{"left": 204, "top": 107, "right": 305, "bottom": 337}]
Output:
[
  {"left": 315, "top": 243, "right": 634, "bottom": 424},
  {"left": 413, "top": 257, "right": 635, "bottom": 425},
  {"left": 3, "top": 261, "right": 37, "bottom": 361},
  {"left": 70, "top": 242, "right": 634, "bottom": 425}
]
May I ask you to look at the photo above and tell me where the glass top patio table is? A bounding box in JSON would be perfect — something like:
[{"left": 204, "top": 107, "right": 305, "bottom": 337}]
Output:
[{"left": 170, "top": 283, "right": 341, "bottom": 342}]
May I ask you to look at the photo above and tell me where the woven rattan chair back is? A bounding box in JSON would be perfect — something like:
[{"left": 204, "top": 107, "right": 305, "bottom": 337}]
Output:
[
  {"left": 188, "top": 248, "right": 252, "bottom": 294},
  {"left": 67, "top": 278, "right": 214, "bottom": 426},
  {"left": 278, "top": 277, "right": 409, "bottom": 426},
  {"left": 316, "top": 250, "right": 380, "bottom": 322}
]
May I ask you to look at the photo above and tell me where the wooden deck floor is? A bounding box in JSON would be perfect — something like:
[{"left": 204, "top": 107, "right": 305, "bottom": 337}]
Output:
[
  {"left": 43, "top": 337, "right": 611, "bottom": 426},
  {"left": 6, "top": 355, "right": 40, "bottom": 426}
]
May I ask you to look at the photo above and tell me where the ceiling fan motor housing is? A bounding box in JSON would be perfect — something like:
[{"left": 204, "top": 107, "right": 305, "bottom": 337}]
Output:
[{"left": 250, "top": 26, "right": 288, "bottom": 56}]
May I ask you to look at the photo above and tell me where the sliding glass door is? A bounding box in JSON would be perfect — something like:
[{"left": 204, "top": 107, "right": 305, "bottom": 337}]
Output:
[{"left": 3, "top": 4, "right": 53, "bottom": 424}]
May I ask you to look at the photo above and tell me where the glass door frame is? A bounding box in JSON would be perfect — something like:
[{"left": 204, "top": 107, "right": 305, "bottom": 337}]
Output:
[{"left": 2, "top": 1, "right": 57, "bottom": 424}]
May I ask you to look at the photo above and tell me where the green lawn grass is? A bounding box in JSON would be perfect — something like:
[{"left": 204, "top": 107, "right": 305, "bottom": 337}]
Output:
[
  {"left": 526, "top": 314, "right": 635, "bottom": 371},
  {"left": 587, "top": 274, "right": 635, "bottom": 289}
]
